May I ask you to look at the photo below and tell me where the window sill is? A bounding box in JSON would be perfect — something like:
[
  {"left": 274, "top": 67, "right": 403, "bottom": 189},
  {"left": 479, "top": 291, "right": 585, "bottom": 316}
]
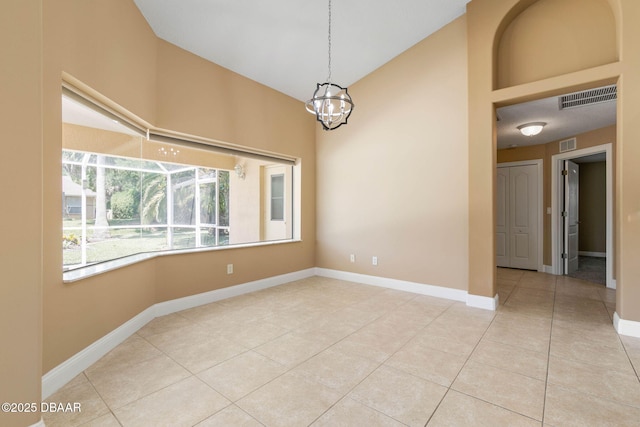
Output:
[{"left": 62, "top": 239, "right": 302, "bottom": 283}]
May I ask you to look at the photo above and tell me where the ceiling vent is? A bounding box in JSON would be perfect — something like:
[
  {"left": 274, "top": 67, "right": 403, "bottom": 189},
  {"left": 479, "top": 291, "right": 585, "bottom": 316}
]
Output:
[
  {"left": 559, "top": 85, "right": 617, "bottom": 110},
  {"left": 560, "top": 137, "right": 577, "bottom": 153}
]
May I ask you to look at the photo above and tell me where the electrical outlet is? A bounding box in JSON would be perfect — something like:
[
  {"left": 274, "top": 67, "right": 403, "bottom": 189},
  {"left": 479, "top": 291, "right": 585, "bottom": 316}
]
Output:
[
  {"left": 372, "top": 256, "right": 378, "bottom": 266},
  {"left": 350, "top": 254, "right": 356, "bottom": 263},
  {"left": 227, "top": 264, "right": 233, "bottom": 274}
]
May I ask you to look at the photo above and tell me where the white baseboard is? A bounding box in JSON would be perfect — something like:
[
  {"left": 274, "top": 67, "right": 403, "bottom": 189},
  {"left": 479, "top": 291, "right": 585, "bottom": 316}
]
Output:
[
  {"left": 543, "top": 265, "right": 554, "bottom": 274},
  {"left": 315, "top": 268, "right": 498, "bottom": 311},
  {"left": 42, "top": 305, "right": 155, "bottom": 400},
  {"left": 467, "top": 293, "right": 499, "bottom": 310},
  {"left": 314, "top": 268, "right": 468, "bottom": 303},
  {"left": 42, "top": 268, "right": 316, "bottom": 399},
  {"left": 29, "top": 419, "right": 45, "bottom": 427},
  {"left": 154, "top": 268, "right": 316, "bottom": 316},
  {"left": 607, "top": 279, "right": 617, "bottom": 290},
  {"left": 614, "top": 312, "right": 640, "bottom": 338},
  {"left": 578, "top": 251, "right": 606, "bottom": 258}
]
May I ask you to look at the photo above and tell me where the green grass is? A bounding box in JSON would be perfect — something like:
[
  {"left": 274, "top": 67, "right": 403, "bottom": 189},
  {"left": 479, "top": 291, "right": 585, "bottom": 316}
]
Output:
[{"left": 63, "top": 226, "right": 228, "bottom": 267}]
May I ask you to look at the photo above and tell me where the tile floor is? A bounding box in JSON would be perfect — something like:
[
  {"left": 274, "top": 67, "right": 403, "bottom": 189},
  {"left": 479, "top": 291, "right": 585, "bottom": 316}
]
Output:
[{"left": 43, "top": 270, "right": 640, "bottom": 426}]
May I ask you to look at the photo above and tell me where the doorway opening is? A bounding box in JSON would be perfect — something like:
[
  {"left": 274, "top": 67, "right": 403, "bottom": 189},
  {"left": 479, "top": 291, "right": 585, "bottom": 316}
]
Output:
[{"left": 551, "top": 144, "right": 614, "bottom": 288}]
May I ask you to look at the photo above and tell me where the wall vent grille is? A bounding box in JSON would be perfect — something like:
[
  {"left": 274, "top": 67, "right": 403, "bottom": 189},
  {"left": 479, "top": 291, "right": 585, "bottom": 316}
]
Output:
[
  {"left": 559, "top": 85, "right": 617, "bottom": 110},
  {"left": 560, "top": 137, "right": 577, "bottom": 153}
]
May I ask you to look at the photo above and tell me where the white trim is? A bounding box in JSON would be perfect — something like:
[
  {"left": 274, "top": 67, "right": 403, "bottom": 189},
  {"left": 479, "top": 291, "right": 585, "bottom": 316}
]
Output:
[
  {"left": 315, "top": 268, "right": 499, "bottom": 311},
  {"left": 543, "top": 265, "right": 554, "bottom": 274},
  {"left": 497, "top": 160, "right": 544, "bottom": 272},
  {"left": 578, "top": 251, "right": 606, "bottom": 258},
  {"left": 63, "top": 239, "right": 303, "bottom": 283},
  {"left": 551, "top": 143, "right": 614, "bottom": 289},
  {"left": 154, "top": 268, "right": 316, "bottom": 316},
  {"left": 42, "top": 305, "right": 156, "bottom": 399},
  {"left": 467, "top": 293, "right": 499, "bottom": 311},
  {"left": 614, "top": 312, "right": 640, "bottom": 338},
  {"left": 42, "top": 268, "right": 316, "bottom": 399},
  {"left": 29, "top": 419, "right": 45, "bottom": 427},
  {"left": 314, "top": 268, "right": 467, "bottom": 302}
]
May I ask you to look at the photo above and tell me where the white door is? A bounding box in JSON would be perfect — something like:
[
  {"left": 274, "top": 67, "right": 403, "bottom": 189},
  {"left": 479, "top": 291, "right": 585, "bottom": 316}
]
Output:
[
  {"left": 564, "top": 160, "right": 580, "bottom": 274},
  {"left": 496, "top": 168, "right": 509, "bottom": 267},
  {"left": 496, "top": 164, "right": 539, "bottom": 270},
  {"left": 509, "top": 165, "right": 538, "bottom": 270},
  {"left": 262, "top": 165, "right": 292, "bottom": 241}
]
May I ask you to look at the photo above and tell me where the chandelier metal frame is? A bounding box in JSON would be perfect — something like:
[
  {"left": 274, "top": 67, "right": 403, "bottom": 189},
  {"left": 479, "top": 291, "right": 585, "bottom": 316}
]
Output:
[{"left": 305, "top": 0, "right": 354, "bottom": 131}]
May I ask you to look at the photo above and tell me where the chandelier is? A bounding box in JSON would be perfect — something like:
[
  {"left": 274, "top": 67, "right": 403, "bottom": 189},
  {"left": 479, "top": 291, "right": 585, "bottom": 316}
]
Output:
[{"left": 305, "top": 0, "right": 354, "bottom": 131}]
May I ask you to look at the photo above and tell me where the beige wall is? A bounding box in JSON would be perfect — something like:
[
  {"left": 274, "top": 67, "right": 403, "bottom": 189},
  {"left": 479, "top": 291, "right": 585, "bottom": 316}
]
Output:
[
  {"left": 316, "top": 16, "right": 469, "bottom": 291},
  {"left": 497, "top": 0, "right": 618, "bottom": 88},
  {"left": 498, "top": 125, "right": 616, "bottom": 266},
  {"left": 42, "top": 0, "right": 316, "bottom": 377},
  {"left": 4, "top": 0, "right": 640, "bottom": 423},
  {"left": 579, "top": 162, "right": 607, "bottom": 253},
  {"left": 0, "top": 2, "right": 43, "bottom": 426},
  {"left": 468, "top": 0, "right": 640, "bottom": 321}
]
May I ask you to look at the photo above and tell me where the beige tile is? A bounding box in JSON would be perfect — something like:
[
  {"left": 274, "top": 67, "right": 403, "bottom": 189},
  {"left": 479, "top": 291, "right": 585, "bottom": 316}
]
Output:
[
  {"left": 483, "top": 319, "right": 550, "bottom": 354},
  {"left": 471, "top": 339, "right": 548, "bottom": 380},
  {"left": 237, "top": 372, "right": 341, "bottom": 427},
  {"left": 149, "top": 329, "right": 248, "bottom": 374},
  {"left": 518, "top": 273, "right": 556, "bottom": 292},
  {"left": 85, "top": 334, "right": 162, "bottom": 374},
  {"left": 497, "top": 283, "right": 516, "bottom": 304},
  {"left": 42, "top": 374, "right": 110, "bottom": 427},
  {"left": 349, "top": 289, "right": 415, "bottom": 313},
  {"left": 621, "top": 335, "right": 640, "bottom": 371},
  {"left": 221, "top": 318, "right": 289, "bottom": 349},
  {"left": 179, "top": 301, "right": 229, "bottom": 324},
  {"left": 78, "top": 413, "right": 122, "bottom": 427},
  {"left": 294, "top": 306, "right": 379, "bottom": 340},
  {"left": 254, "top": 330, "right": 334, "bottom": 368},
  {"left": 452, "top": 361, "right": 545, "bottom": 420},
  {"left": 414, "top": 322, "right": 485, "bottom": 357},
  {"left": 85, "top": 354, "right": 190, "bottom": 409},
  {"left": 136, "top": 312, "right": 194, "bottom": 338},
  {"left": 544, "top": 384, "right": 640, "bottom": 427},
  {"left": 262, "top": 303, "right": 335, "bottom": 329},
  {"left": 330, "top": 325, "right": 412, "bottom": 363},
  {"left": 555, "top": 280, "right": 603, "bottom": 300},
  {"left": 497, "top": 268, "right": 525, "bottom": 281},
  {"left": 550, "top": 326, "right": 634, "bottom": 374},
  {"left": 391, "top": 296, "right": 452, "bottom": 323},
  {"left": 349, "top": 365, "right": 447, "bottom": 427},
  {"left": 113, "top": 376, "right": 229, "bottom": 426},
  {"left": 385, "top": 340, "right": 467, "bottom": 387},
  {"left": 547, "top": 356, "right": 640, "bottom": 408},
  {"left": 198, "top": 350, "right": 286, "bottom": 401},
  {"left": 291, "top": 347, "right": 379, "bottom": 394},
  {"left": 311, "top": 397, "right": 404, "bottom": 427},
  {"left": 428, "top": 390, "right": 541, "bottom": 427},
  {"left": 195, "top": 404, "right": 263, "bottom": 427},
  {"left": 442, "top": 302, "right": 497, "bottom": 326}
]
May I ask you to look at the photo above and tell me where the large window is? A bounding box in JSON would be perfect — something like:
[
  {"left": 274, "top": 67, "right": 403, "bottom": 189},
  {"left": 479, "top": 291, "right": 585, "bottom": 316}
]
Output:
[{"left": 62, "top": 92, "right": 295, "bottom": 272}]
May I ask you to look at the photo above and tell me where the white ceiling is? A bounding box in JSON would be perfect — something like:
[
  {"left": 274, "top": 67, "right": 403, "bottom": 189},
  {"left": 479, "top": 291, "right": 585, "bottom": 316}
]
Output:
[
  {"left": 76, "top": 1, "right": 616, "bottom": 148},
  {"left": 133, "top": 0, "right": 471, "bottom": 102},
  {"left": 496, "top": 91, "right": 617, "bottom": 150}
]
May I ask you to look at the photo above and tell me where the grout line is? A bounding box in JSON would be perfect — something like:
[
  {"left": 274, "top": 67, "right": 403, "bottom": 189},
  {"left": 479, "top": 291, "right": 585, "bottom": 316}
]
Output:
[{"left": 541, "top": 274, "right": 558, "bottom": 426}]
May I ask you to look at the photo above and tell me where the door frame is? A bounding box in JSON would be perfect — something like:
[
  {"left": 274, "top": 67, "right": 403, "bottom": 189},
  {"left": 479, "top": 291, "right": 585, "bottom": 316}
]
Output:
[
  {"left": 551, "top": 143, "right": 614, "bottom": 288},
  {"left": 497, "top": 159, "right": 544, "bottom": 272}
]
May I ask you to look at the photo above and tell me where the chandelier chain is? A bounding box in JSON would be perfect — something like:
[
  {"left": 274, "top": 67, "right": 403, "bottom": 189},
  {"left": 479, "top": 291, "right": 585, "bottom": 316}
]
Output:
[{"left": 327, "top": 0, "right": 332, "bottom": 83}]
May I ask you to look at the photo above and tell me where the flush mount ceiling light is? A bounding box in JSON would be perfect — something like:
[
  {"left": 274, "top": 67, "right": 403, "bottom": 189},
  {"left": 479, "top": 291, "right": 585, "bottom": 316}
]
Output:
[
  {"left": 305, "top": 0, "right": 354, "bottom": 131},
  {"left": 517, "top": 122, "right": 546, "bottom": 137}
]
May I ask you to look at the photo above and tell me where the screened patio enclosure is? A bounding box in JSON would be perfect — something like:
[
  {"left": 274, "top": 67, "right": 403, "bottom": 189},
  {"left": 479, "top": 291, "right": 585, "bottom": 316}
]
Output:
[{"left": 62, "top": 149, "right": 230, "bottom": 270}]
